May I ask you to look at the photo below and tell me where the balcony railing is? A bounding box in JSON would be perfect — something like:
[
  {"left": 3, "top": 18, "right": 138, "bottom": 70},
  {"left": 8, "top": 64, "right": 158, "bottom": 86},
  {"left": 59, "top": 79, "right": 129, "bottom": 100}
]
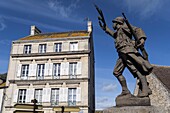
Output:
[
  {"left": 68, "top": 101, "right": 76, "bottom": 106},
  {"left": 36, "top": 76, "right": 44, "bottom": 80},
  {"left": 20, "top": 76, "right": 28, "bottom": 80},
  {"left": 51, "top": 100, "right": 59, "bottom": 106},
  {"left": 69, "top": 74, "right": 77, "bottom": 79}
]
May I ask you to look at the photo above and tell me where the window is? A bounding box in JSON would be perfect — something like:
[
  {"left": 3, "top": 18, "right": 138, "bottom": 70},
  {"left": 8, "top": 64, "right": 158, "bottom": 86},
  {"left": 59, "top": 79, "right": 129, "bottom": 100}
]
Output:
[
  {"left": 37, "top": 64, "right": 45, "bottom": 79},
  {"left": 24, "top": 45, "right": 31, "bottom": 54},
  {"left": 53, "top": 63, "right": 61, "bottom": 79},
  {"left": 51, "top": 88, "right": 59, "bottom": 106},
  {"left": 69, "top": 63, "right": 77, "bottom": 79},
  {"left": 35, "top": 89, "right": 42, "bottom": 103},
  {"left": 70, "top": 42, "right": 78, "bottom": 51},
  {"left": 39, "top": 44, "right": 46, "bottom": 53},
  {"left": 18, "top": 89, "right": 26, "bottom": 103},
  {"left": 55, "top": 43, "right": 62, "bottom": 52},
  {"left": 68, "top": 88, "right": 76, "bottom": 106},
  {"left": 21, "top": 64, "right": 29, "bottom": 79}
]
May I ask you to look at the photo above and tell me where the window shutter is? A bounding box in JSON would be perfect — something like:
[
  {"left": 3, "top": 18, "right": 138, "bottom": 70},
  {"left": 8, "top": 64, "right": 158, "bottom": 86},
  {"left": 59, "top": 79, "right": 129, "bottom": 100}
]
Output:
[
  {"left": 26, "top": 89, "right": 30, "bottom": 103},
  {"left": 26, "top": 88, "right": 34, "bottom": 103},
  {"left": 46, "top": 88, "right": 51, "bottom": 102},
  {"left": 77, "top": 62, "right": 82, "bottom": 75},
  {"left": 65, "top": 62, "right": 69, "bottom": 75},
  {"left": 76, "top": 87, "right": 81, "bottom": 102},
  {"left": 42, "top": 88, "right": 46, "bottom": 102},
  {"left": 44, "top": 63, "right": 49, "bottom": 76},
  {"left": 48, "top": 63, "right": 53, "bottom": 76},
  {"left": 63, "top": 88, "right": 68, "bottom": 102},
  {"left": 59, "top": 88, "right": 64, "bottom": 102},
  {"left": 42, "top": 88, "right": 51, "bottom": 102},
  {"left": 28, "top": 64, "right": 32, "bottom": 76},
  {"left": 75, "top": 43, "right": 78, "bottom": 51},
  {"left": 70, "top": 44, "right": 73, "bottom": 51},
  {"left": 13, "top": 89, "right": 18, "bottom": 103},
  {"left": 60, "top": 63, "right": 65, "bottom": 75},
  {"left": 29, "top": 88, "right": 34, "bottom": 102},
  {"left": 32, "top": 64, "right": 37, "bottom": 76},
  {"left": 16, "top": 64, "right": 22, "bottom": 77}
]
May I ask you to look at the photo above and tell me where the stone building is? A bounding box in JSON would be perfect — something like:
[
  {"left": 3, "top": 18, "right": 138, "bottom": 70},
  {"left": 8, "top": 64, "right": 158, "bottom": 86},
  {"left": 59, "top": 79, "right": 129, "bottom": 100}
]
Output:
[
  {"left": 134, "top": 65, "right": 170, "bottom": 112},
  {"left": 3, "top": 21, "right": 95, "bottom": 113},
  {"left": 0, "top": 73, "right": 7, "bottom": 113}
]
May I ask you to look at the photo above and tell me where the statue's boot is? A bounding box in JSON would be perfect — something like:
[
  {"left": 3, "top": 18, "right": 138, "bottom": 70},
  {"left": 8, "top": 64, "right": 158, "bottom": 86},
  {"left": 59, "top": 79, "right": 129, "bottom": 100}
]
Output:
[
  {"left": 136, "top": 72, "right": 152, "bottom": 97},
  {"left": 117, "top": 75, "right": 131, "bottom": 96}
]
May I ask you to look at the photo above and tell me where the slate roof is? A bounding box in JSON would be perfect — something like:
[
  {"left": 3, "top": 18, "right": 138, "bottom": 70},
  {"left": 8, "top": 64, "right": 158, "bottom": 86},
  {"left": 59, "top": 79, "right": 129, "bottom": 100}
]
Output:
[
  {"left": 0, "top": 73, "right": 7, "bottom": 88},
  {"left": 153, "top": 65, "right": 170, "bottom": 92},
  {"left": 19, "top": 30, "right": 89, "bottom": 40}
]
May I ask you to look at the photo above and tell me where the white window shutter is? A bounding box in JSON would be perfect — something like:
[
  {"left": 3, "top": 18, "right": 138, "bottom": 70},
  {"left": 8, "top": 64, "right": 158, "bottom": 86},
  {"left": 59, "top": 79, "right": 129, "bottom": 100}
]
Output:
[
  {"left": 46, "top": 88, "right": 51, "bottom": 102},
  {"left": 75, "top": 43, "right": 78, "bottom": 51},
  {"left": 76, "top": 87, "right": 81, "bottom": 102},
  {"left": 13, "top": 89, "right": 18, "bottom": 103},
  {"left": 29, "top": 88, "right": 34, "bottom": 102},
  {"left": 65, "top": 62, "right": 69, "bottom": 75},
  {"left": 70, "top": 44, "right": 73, "bottom": 51},
  {"left": 28, "top": 64, "right": 32, "bottom": 76},
  {"left": 44, "top": 63, "right": 49, "bottom": 76},
  {"left": 61, "top": 62, "right": 65, "bottom": 75},
  {"left": 59, "top": 88, "right": 64, "bottom": 102},
  {"left": 26, "top": 89, "right": 30, "bottom": 103},
  {"left": 17, "top": 64, "right": 22, "bottom": 77},
  {"left": 63, "top": 88, "right": 68, "bottom": 102},
  {"left": 42, "top": 88, "right": 46, "bottom": 102},
  {"left": 26, "top": 88, "right": 34, "bottom": 103},
  {"left": 48, "top": 63, "right": 53, "bottom": 76},
  {"left": 32, "top": 64, "right": 37, "bottom": 76},
  {"left": 42, "top": 88, "right": 51, "bottom": 102},
  {"left": 77, "top": 62, "right": 82, "bottom": 75}
]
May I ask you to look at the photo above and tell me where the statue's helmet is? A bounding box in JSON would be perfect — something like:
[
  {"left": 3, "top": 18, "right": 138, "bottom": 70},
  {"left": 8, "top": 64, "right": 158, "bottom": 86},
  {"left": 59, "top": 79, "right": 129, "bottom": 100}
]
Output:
[{"left": 112, "top": 17, "right": 124, "bottom": 24}]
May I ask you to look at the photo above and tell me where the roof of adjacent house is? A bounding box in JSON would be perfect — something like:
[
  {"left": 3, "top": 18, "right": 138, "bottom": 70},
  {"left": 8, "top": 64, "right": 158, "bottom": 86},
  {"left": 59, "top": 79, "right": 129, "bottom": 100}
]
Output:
[
  {"left": 0, "top": 73, "right": 7, "bottom": 88},
  {"left": 19, "top": 30, "right": 89, "bottom": 40},
  {"left": 153, "top": 65, "right": 170, "bottom": 92}
]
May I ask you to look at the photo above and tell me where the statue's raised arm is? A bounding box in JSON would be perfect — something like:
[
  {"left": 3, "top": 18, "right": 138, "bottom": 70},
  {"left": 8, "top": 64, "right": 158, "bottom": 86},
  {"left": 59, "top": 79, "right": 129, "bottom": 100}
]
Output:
[{"left": 95, "top": 4, "right": 115, "bottom": 37}]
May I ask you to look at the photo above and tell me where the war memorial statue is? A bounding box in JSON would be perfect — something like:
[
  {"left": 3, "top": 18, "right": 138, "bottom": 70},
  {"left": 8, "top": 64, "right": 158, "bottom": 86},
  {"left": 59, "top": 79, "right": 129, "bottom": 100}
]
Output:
[{"left": 95, "top": 5, "right": 153, "bottom": 106}]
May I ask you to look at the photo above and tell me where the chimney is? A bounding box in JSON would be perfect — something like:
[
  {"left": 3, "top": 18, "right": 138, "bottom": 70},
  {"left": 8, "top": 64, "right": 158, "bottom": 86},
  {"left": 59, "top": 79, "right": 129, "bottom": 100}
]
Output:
[
  {"left": 87, "top": 21, "right": 93, "bottom": 32},
  {"left": 30, "top": 25, "right": 41, "bottom": 35}
]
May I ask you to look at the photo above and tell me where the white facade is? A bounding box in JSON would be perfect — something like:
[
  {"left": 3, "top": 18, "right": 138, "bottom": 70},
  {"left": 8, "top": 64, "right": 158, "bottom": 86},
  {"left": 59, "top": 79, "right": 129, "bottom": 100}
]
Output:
[{"left": 3, "top": 22, "right": 95, "bottom": 113}]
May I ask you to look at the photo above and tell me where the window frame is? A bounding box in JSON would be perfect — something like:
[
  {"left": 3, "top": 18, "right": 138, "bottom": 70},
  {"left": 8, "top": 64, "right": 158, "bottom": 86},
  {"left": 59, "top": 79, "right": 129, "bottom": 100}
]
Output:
[
  {"left": 68, "top": 88, "right": 76, "bottom": 106},
  {"left": 24, "top": 45, "right": 32, "bottom": 54},
  {"left": 39, "top": 44, "right": 47, "bottom": 53},
  {"left": 21, "top": 64, "right": 29, "bottom": 80},
  {"left": 55, "top": 43, "right": 62, "bottom": 52},
  {"left": 37, "top": 64, "right": 45, "bottom": 80},
  {"left": 34, "top": 89, "right": 43, "bottom": 104},
  {"left": 70, "top": 42, "right": 78, "bottom": 51},
  {"left": 51, "top": 88, "right": 59, "bottom": 106},
  {"left": 17, "top": 89, "right": 27, "bottom": 103},
  {"left": 53, "top": 63, "right": 61, "bottom": 79},
  {"left": 69, "top": 62, "right": 77, "bottom": 79}
]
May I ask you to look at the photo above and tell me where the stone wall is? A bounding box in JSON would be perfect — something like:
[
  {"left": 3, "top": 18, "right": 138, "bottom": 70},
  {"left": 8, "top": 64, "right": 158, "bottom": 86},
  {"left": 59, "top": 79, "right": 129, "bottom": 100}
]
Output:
[{"left": 134, "top": 73, "right": 170, "bottom": 112}]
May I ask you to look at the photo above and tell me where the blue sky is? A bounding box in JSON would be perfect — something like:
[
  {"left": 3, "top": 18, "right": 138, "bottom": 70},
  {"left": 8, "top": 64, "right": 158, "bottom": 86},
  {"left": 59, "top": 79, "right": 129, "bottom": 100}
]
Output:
[{"left": 1, "top": 0, "right": 170, "bottom": 110}]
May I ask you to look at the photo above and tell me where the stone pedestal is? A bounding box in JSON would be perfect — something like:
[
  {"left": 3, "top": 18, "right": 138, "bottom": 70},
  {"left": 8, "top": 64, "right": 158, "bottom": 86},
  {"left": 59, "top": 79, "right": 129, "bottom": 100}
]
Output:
[
  {"left": 116, "top": 94, "right": 150, "bottom": 106},
  {"left": 103, "top": 106, "right": 167, "bottom": 113}
]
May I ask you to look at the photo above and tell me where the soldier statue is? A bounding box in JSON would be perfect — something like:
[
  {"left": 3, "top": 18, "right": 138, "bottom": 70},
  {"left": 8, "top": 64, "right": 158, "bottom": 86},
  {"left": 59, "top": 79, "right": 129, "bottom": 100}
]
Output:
[{"left": 95, "top": 5, "right": 153, "bottom": 99}]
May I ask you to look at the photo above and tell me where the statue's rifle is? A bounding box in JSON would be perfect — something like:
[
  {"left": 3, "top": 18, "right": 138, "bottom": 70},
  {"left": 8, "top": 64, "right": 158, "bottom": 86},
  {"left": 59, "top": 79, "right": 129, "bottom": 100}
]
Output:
[
  {"left": 122, "top": 13, "right": 148, "bottom": 60},
  {"left": 94, "top": 4, "right": 106, "bottom": 29}
]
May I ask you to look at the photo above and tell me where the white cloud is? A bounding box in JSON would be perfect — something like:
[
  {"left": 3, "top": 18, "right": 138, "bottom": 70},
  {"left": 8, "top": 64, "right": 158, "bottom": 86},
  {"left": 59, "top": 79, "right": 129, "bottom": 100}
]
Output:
[
  {"left": 125, "top": 0, "right": 164, "bottom": 19},
  {"left": 48, "top": 0, "right": 80, "bottom": 18},
  {"left": 96, "top": 97, "right": 115, "bottom": 110},
  {"left": 102, "top": 83, "right": 117, "bottom": 92},
  {"left": 0, "top": 40, "right": 11, "bottom": 45},
  {"left": 0, "top": 16, "right": 6, "bottom": 31}
]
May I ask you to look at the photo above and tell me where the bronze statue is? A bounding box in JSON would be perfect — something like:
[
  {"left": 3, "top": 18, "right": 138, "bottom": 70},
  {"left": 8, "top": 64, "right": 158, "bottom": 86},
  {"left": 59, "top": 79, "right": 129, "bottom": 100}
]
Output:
[{"left": 95, "top": 5, "right": 153, "bottom": 100}]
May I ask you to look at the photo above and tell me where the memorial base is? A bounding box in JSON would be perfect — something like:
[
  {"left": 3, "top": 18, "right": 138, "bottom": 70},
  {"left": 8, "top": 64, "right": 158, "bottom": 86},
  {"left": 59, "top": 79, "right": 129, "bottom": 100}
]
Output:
[
  {"left": 116, "top": 94, "right": 150, "bottom": 106},
  {"left": 103, "top": 106, "right": 167, "bottom": 113}
]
